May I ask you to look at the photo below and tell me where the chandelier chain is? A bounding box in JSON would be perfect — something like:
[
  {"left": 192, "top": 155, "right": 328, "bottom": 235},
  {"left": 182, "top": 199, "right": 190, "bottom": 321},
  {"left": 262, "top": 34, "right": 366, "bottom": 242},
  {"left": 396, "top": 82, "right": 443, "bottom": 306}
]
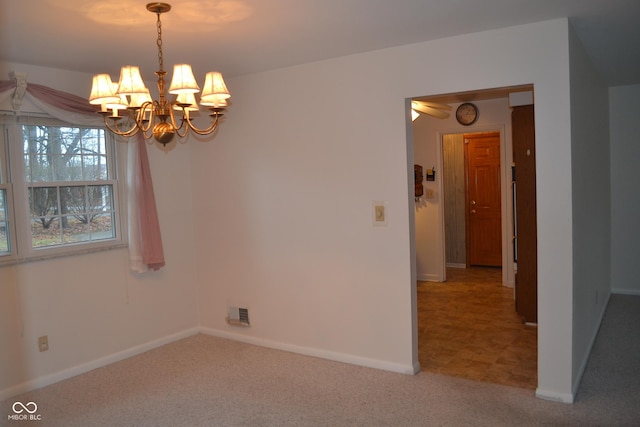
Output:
[{"left": 156, "top": 11, "right": 164, "bottom": 73}]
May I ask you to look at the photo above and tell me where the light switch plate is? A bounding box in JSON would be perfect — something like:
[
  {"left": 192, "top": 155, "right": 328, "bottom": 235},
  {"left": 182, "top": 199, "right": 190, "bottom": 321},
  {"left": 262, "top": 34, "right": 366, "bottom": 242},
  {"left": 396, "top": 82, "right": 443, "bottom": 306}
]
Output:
[{"left": 372, "top": 201, "right": 387, "bottom": 226}]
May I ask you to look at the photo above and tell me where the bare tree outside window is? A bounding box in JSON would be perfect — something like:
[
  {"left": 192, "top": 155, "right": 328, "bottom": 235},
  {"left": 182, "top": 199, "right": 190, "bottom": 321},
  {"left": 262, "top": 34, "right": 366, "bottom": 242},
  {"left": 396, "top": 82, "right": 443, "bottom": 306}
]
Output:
[{"left": 22, "top": 124, "right": 116, "bottom": 248}]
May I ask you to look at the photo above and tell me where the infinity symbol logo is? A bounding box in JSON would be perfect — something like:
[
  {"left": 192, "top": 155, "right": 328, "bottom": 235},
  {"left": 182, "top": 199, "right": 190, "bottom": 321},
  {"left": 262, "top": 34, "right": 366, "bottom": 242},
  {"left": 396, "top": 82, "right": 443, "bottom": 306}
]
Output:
[{"left": 12, "top": 401, "right": 38, "bottom": 414}]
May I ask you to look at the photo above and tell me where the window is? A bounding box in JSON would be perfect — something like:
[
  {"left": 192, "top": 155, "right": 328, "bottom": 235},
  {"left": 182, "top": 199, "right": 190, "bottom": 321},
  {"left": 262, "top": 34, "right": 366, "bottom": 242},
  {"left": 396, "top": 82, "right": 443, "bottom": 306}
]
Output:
[
  {"left": 0, "top": 187, "right": 9, "bottom": 255},
  {"left": 0, "top": 117, "right": 124, "bottom": 263},
  {"left": 0, "top": 127, "right": 11, "bottom": 256}
]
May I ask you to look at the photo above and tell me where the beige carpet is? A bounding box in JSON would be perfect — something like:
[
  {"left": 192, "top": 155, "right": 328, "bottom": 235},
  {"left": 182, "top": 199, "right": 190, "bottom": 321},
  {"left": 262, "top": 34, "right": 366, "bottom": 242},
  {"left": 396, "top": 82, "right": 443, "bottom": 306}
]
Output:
[{"left": 2, "top": 295, "right": 639, "bottom": 426}]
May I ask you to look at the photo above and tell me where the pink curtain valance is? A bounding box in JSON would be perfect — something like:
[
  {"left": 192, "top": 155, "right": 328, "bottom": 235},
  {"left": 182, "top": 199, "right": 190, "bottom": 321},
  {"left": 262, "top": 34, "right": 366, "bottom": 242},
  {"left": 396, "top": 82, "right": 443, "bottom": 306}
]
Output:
[
  {"left": 1, "top": 79, "right": 95, "bottom": 114},
  {"left": 27, "top": 82, "right": 98, "bottom": 114},
  {"left": 0, "top": 79, "right": 165, "bottom": 271}
]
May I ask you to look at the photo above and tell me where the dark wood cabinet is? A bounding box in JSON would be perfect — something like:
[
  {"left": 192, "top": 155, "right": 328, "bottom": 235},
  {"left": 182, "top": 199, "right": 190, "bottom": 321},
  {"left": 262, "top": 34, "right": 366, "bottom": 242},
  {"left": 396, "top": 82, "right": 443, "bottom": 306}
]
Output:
[{"left": 512, "top": 105, "right": 537, "bottom": 324}]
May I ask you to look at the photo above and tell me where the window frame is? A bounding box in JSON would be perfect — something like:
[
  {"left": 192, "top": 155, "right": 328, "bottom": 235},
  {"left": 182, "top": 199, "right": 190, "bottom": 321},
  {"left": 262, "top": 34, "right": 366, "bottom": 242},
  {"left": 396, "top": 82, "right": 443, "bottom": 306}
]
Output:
[
  {"left": 0, "top": 115, "right": 126, "bottom": 265},
  {"left": 0, "top": 128, "right": 16, "bottom": 256}
]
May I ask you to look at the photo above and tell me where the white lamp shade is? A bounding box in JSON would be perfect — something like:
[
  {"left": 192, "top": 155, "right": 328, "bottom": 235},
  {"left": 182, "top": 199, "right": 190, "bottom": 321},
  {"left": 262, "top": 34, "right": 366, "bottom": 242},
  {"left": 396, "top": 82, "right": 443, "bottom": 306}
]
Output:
[
  {"left": 174, "top": 92, "right": 199, "bottom": 111},
  {"left": 105, "top": 94, "right": 129, "bottom": 110},
  {"left": 129, "top": 90, "right": 153, "bottom": 108},
  {"left": 117, "top": 66, "right": 148, "bottom": 95},
  {"left": 200, "top": 71, "right": 230, "bottom": 104},
  {"left": 89, "top": 74, "right": 119, "bottom": 105},
  {"left": 169, "top": 64, "right": 200, "bottom": 94},
  {"left": 200, "top": 97, "right": 228, "bottom": 108},
  {"left": 98, "top": 92, "right": 128, "bottom": 116}
]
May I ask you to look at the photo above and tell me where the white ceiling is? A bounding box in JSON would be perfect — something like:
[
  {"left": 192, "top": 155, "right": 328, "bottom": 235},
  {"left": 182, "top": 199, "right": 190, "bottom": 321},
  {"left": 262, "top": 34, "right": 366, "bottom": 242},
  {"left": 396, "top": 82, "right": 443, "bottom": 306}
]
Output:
[{"left": 1, "top": 0, "right": 639, "bottom": 87}]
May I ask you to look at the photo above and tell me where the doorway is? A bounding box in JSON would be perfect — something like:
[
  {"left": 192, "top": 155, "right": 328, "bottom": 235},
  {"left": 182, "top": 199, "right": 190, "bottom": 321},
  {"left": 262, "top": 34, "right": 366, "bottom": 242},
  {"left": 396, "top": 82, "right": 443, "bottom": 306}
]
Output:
[{"left": 411, "top": 86, "right": 538, "bottom": 388}]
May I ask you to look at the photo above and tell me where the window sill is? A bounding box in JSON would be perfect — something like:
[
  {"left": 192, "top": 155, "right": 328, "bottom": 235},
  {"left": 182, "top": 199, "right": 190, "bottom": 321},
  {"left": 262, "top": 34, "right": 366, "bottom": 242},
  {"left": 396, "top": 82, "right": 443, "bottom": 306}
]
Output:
[{"left": 0, "top": 242, "right": 128, "bottom": 268}]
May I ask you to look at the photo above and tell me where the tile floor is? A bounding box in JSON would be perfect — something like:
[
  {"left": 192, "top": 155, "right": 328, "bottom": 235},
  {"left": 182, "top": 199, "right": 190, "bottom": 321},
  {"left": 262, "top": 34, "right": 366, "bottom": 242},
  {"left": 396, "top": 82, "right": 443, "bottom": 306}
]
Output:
[{"left": 417, "top": 267, "right": 538, "bottom": 389}]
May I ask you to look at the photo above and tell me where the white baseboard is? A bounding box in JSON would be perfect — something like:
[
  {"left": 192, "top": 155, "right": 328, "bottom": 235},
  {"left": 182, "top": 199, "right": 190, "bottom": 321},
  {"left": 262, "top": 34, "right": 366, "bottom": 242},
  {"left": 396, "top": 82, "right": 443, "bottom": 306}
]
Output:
[
  {"left": 446, "top": 263, "right": 466, "bottom": 269},
  {"left": 200, "top": 327, "right": 418, "bottom": 375},
  {"left": 416, "top": 273, "right": 442, "bottom": 282},
  {"left": 0, "top": 328, "right": 199, "bottom": 402},
  {"left": 612, "top": 288, "right": 640, "bottom": 296},
  {"left": 2, "top": 325, "right": 419, "bottom": 402},
  {"left": 567, "top": 290, "right": 612, "bottom": 403},
  {"left": 535, "top": 388, "right": 574, "bottom": 404},
  {"left": 536, "top": 290, "right": 614, "bottom": 405}
]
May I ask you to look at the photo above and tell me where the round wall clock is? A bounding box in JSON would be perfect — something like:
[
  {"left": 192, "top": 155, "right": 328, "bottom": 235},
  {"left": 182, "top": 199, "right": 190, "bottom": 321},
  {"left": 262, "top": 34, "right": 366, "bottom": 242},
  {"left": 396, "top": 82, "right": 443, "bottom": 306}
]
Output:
[{"left": 455, "top": 102, "right": 479, "bottom": 126}]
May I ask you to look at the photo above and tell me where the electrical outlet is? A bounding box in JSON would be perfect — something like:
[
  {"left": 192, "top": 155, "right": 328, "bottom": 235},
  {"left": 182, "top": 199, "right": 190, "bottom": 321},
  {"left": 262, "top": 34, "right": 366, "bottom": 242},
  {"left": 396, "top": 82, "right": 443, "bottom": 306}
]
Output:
[{"left": 38, "top": 335, "right": 49, "bottom": 352}]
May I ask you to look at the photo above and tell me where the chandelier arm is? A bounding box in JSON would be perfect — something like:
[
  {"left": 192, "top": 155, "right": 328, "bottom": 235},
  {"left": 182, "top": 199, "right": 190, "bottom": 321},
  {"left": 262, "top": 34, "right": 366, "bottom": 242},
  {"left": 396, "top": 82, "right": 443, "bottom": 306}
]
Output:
[
  {"left": 135, "top": 102, "right": 156, "bottom": 133},
  {"left": 175, "top": 121, "right": 190, "bottom": 139},
  {"left": 132, "top": 127, "right": 156, "bottom": 144},
  {"left": 167, "top": 105, "right": 189, "bottom": 138},
  {"left": 137, "top": 102, "right": 163, "bottom": 143},
  {"left": 103, "top": 115, "right": 140, "bottom": 137},
  {"left": 183, "top": 112, "right": 223, "bottom": 136}
]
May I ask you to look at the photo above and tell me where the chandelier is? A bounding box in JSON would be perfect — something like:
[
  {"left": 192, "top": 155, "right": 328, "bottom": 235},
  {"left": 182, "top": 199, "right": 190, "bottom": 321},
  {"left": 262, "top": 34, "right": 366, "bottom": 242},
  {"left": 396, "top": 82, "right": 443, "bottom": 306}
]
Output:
[{"left": 88, "top": 2, "right": 231, "bottom": 146}]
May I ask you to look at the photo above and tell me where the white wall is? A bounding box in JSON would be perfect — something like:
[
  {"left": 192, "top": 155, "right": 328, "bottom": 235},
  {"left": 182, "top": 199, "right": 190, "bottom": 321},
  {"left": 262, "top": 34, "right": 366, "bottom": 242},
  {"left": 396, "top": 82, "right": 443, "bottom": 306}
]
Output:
[
  {"left": 193, "top": 19, "right": 577, "bottom": 400},
  {"left": 0, "top": 62, "right": 200, "bottom": 399},
  {"left": 610, "top": 84, "right": 640, "bottom": 295},
  {"left": 191, "top": 58, "right": 419, "bottom": 373},
  {"left": 413, "top": 97, "right": 515, "bottom": 287},
  {"left": 567, "top": 26, "right": 611, "bottom": 397},
  {"left": 0, "top": 18, "right": 589, "bottom": 402}
]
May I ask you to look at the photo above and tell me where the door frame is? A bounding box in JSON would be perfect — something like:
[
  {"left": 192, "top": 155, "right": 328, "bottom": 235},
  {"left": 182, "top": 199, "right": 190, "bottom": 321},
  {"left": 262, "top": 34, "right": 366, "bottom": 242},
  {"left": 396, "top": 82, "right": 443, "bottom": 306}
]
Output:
[{"left": 435, "top": 125, "right": 515, "bottom": 287}]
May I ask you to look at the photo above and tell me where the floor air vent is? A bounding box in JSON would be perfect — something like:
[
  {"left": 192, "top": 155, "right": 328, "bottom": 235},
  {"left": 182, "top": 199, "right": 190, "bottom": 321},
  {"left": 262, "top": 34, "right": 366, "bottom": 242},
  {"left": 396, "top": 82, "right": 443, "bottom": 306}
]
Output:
[{"left": 227, "top": 306, "right": 250, "bottom": 326}]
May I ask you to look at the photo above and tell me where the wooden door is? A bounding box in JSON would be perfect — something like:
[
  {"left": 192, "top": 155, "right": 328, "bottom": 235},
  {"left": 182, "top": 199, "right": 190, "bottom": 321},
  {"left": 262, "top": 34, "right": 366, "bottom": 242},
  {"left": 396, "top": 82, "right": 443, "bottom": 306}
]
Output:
[
  {"left": 465, "top": 132, "right": 502, "bottom": 267},
  {"left": 512, "top": 105, "right": 537, "bottom": 323}
]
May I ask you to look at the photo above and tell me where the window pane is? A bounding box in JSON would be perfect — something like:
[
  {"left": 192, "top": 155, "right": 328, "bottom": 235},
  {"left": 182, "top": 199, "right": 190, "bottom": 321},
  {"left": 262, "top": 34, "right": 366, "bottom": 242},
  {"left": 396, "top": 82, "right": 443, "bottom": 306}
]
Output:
[
  {"left": 0, "top": 190, "right": 8, "bottom": 254},
  {"left": 22, "top": 125, "right": 109, "bottom": 182},
  {"left": 29, "top": 187, "right": 59, "bottom": 219},
  {"left": 31, "top": 217, "right": 61, "bottom": 248},
  {"left": 0, "top": 189, "right": 6, "bottom": 221},
  {"left": 90, "top": 213, "right": 115, "bottom": 241},
  {"left": 83, "top": 155, "right": 108, "bottom": 180},
  {"left": 62, "top": 215, "right": 88, "bottom": 244},
  {"left": 80, "top": 130, "right": 105, "bottom": 155},
  {"left": 60, "top": 186, "right": 86, "bottom": 217},
  {"left": 88, "top": 185, "right": 113, "bottom": 212},
  {"left": 66, "top": 155, "right": 84, "bottom": 181},
  {"left": 88, "top": 186, "right": 115, "bottom": 241}
]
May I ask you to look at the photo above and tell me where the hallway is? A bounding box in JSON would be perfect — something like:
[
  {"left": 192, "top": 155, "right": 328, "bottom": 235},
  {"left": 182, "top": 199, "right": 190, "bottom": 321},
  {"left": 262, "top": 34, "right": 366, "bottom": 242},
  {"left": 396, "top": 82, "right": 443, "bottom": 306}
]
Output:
[{"left": 417, "top": 267, "right": 537, "bottom": 389}]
